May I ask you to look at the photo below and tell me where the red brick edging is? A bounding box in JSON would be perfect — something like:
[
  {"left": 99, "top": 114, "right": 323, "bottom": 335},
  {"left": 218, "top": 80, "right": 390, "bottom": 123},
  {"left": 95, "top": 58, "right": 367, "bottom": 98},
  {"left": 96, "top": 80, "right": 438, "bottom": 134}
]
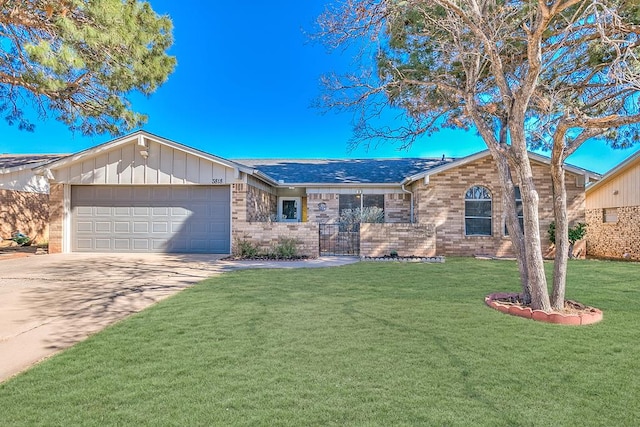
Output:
[{"left": 485, "top": 293, "right": 603, "bottom": 326}]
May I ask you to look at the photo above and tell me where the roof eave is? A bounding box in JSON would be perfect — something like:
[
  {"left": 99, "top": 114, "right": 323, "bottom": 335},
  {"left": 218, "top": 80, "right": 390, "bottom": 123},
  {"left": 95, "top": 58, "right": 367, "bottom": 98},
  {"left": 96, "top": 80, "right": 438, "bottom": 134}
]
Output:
[{"left": 585, "top": 148, "right": 640, "bottom": 193}]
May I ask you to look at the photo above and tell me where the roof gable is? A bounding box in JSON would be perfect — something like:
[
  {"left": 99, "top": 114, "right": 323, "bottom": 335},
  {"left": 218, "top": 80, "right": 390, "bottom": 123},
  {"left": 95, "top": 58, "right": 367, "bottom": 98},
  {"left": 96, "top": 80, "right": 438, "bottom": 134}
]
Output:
[
  {"left": 403, "top": 150, "right": 599, "bottom": 184},
  {"left": 40, "top": 131, "right": 249, "bottom": 185}
]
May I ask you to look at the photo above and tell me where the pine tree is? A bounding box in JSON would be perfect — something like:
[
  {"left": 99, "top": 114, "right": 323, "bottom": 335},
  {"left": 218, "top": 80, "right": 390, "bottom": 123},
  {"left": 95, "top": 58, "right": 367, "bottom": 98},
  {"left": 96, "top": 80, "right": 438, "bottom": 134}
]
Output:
[{"left": 0, "top": 0, "right": 176, "bottom": 135}]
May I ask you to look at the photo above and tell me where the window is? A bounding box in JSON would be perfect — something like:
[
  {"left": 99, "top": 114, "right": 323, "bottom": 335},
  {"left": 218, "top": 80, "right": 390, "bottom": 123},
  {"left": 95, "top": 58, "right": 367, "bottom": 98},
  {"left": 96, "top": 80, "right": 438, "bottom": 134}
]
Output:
[
  {"left": 339, "top": 194, "right": 360, "bottom": 213},
  {"left": 278, "top": 197, "right": 300, "bottom": 222},
  {"left": 465, "top": 186, "right": 492, "bottom": 236},
  {"left": 603, "top": 208, "right": 618, "bottom": 223},
  {"left": 504, "top": 187, "right": 524, "bottom": 235},
  {"left": 339, "top": 194, "right": 385, "bottom": 217}
]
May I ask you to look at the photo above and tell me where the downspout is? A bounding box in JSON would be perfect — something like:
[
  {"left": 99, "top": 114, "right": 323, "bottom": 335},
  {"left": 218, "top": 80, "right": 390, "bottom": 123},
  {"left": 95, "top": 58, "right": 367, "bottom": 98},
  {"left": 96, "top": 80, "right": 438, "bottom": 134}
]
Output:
[{"left": 401, "top": 183, "right": 414, "bottom": 223}]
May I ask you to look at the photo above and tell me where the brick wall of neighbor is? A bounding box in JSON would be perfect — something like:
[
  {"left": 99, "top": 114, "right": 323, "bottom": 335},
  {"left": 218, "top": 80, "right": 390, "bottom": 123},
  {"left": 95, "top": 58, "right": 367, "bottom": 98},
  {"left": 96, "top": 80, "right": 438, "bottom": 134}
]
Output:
[
  {"left": 360, "top": 223, "right": 436, "bottom": 257},
  {"left": 384, "top": 193, "right": 412, "bottom": 223},
  {"left": 307, "top": 193, "right": 339, "bottom": 224},
  {"left": 586, "top": 207, "right": 640, "bottom": 260},
  {"left": 48, "top": 184, "right": 64, "bottom": 254},
  {"left": 232, "top": 222, "right": 320, "bottom": 258},
  {"left": 412, "top": 156, "right": 586, "bottom": 257},
  {"left": 0, "top": 189, "right": 50, "bottom": 244}
]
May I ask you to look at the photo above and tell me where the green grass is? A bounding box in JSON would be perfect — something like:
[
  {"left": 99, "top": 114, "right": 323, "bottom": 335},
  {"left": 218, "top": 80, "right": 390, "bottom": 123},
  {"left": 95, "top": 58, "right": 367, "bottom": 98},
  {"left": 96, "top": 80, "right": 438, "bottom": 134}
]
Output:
[{"left": 2, "top": 258, "right": 640, "bottom": 426}]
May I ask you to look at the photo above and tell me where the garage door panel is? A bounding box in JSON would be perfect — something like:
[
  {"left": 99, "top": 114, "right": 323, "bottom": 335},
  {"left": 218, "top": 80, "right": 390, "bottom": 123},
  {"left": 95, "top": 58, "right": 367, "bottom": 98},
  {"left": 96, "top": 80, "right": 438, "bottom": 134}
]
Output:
[
  {"left": 95, "top": 222, "right": 111, "bottom": 233},
  {"left": 95, "top": 239, "right": 111, "bottom": 250},
  {"left": 114, "top": 222, "right": 130, "bottom": 233},
  {"left": 133, "top": 222, "right": 149, "bottom": 233},
  {"left": 71, "top": 185, "right": 230, "bottom": 253}
]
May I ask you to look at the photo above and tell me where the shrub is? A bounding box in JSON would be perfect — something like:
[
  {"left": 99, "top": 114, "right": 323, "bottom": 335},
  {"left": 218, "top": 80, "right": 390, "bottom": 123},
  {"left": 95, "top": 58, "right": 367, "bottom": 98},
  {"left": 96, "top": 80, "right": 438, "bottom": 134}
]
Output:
[
  {"left": 338, "top": 207, "right": 384, "bottom": 231},
  {"left": 548, "top": 221, "right": 587, "bottom": 258},
  {"left": 233, "top": 237, "right": 260, "bottom": 258},
  {"left": 271, "top": 237, "right": 301, "bottom": 259}
]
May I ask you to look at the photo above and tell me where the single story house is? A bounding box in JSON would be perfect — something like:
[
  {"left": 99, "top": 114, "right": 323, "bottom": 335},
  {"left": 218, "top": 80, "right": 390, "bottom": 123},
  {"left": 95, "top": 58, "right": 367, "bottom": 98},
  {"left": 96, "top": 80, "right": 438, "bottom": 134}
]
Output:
[
  {"left": 0, "top": 130, "right": 599, "bottom": 257},
  {"left": 586, "top": 149, "right": 640, "bottom": 261}
]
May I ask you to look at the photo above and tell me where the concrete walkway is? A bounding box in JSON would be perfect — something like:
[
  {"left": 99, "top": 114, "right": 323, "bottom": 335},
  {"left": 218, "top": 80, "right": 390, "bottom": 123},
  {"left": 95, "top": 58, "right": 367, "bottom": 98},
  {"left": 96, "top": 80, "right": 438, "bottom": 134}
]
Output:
[{"left": 0, "top": 253, "right": 358, "bottom": 383}]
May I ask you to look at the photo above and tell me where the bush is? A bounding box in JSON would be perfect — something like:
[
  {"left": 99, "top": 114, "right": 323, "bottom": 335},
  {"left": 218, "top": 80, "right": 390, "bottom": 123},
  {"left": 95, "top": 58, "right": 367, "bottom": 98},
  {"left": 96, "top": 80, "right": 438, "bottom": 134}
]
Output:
[
  {"left": 233, "top": 237, "right": 260, "bottom": 258},
  {"left": 338, "top": 207, "right": 384, "bottom": 231},
  {"left": 548, "top": 221, "right": 587, "bottom": 258},
  {"left": 548, "top": 221, "right": 587, "bottom": 245},
  {"left": 270, "top": 237, "right": 301, "bottom": 259}
]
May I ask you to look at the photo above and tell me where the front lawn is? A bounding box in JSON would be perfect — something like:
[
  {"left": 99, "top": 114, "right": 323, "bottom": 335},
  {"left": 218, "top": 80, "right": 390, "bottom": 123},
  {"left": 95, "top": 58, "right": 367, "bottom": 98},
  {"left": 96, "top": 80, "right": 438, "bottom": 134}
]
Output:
[{"left": 1, "top": 258, "right": 639, "bottom": 426}]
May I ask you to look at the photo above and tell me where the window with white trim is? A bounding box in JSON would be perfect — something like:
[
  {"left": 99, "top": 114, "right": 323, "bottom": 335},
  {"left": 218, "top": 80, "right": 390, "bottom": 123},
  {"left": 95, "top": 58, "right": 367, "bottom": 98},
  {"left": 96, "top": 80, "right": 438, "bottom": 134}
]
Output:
[{"left": 465, "top": 186, "right": 492, "bottom": 236}]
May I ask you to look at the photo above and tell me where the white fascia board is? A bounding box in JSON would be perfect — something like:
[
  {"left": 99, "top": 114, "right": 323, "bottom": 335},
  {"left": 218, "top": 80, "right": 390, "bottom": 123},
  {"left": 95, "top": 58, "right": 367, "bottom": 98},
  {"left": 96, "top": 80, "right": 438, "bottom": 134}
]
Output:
[
  {"left": 33, "top": 130, "right": 254, "bottom": 177},
  {"left": 292, "top": 182, "right": 402, "bottom": 189},
  {"left": 402, "top": 150, "right": 491, "bottom": 184},
  {"left": 401, "top": 149, "right": 600, "bottom": 185},
  {"left": 527, "top": 152, "right": 600, "bottom": 182},
  {"left": 585, "top": 148, "right": 640, "bottom": 193}
]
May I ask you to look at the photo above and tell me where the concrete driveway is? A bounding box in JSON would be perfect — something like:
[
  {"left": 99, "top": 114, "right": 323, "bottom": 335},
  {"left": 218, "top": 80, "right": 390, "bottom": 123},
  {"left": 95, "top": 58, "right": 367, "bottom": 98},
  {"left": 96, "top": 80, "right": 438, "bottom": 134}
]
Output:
[
  {"left": 0, "top": 253, "right": 228, "bottom": 382},
  {"left": 0, "top": 253, "right": 359, "bottom": 383}
]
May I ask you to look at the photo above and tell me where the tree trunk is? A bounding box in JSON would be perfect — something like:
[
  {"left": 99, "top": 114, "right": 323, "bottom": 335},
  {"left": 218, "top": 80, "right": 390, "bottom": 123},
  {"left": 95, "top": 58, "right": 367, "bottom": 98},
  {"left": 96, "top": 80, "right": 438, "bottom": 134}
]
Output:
[
  {"left": 494, "top": 155, "right": 531, "bottom": 303},
  {"left": 550, "top": 149, "right": 569, "bottom": 311},
  {"left": 513, "top": 152, "right": 551, "bottom": 312}
]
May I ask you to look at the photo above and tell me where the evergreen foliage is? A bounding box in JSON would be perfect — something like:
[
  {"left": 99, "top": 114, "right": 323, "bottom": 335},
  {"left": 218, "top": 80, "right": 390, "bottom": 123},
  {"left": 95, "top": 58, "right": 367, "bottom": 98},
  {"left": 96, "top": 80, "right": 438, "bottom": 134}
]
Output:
[{"left": 0, "top": 0, "right": 176, "bottom": 135}]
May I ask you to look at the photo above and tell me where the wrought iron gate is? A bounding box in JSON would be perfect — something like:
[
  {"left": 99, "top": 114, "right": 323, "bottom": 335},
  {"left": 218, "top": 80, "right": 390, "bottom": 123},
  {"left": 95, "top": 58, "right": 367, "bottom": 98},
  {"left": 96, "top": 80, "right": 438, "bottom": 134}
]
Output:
[{"left": 319, "top": 223, "right": 360, "bottom": 256}]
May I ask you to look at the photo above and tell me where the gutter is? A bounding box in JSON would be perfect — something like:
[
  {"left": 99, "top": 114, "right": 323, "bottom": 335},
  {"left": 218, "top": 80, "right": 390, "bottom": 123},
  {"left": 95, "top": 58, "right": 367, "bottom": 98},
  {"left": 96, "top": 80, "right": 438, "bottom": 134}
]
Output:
[{"left": 401, "top": 183, "right": 414, "bottom": 223}]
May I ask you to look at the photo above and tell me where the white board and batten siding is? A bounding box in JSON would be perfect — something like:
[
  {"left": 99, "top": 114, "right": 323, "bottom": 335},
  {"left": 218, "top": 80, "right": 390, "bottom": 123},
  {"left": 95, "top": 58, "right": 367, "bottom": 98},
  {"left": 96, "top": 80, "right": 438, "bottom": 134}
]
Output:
[
  {"left": 52, "top": 140, "right": 237, "bottom": 186},
  {"left": 0, "top": 169, "right": 49, "bottom": 193}
]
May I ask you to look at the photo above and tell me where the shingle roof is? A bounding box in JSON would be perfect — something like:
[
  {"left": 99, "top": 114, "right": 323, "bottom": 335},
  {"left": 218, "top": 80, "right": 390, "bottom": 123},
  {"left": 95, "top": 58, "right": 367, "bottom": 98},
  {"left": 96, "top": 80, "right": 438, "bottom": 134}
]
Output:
[
  {"left": 235, "top": 158, "right": 456, "bottom": 184},
  {"left": 0, "top": 154, "right": 67, "bottom": 171}
]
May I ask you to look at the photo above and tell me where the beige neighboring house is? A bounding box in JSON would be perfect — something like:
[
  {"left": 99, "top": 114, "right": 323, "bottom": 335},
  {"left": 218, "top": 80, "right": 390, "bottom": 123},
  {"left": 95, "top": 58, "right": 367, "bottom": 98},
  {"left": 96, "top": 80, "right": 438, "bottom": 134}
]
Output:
[
  {"left": 1, "top": 130, "right": 599, "bottom": 258},
  {"left": 0, "top": 154, "right": 65, "bottom": 243},
  {"left": 586, "top": 149, "right": 640, "bottom": 261}
]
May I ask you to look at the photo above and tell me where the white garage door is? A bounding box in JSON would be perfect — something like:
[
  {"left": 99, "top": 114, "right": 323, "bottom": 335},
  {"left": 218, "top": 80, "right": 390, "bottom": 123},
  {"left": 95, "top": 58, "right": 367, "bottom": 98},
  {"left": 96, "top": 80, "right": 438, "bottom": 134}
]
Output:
[{"left": 71, "top": 185, "right": 230, "bottom": 253}]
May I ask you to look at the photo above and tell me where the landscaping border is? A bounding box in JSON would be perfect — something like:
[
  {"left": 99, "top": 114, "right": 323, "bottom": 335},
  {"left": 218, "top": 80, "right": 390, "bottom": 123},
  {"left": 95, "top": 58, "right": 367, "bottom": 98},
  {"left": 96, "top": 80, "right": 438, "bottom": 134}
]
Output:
[{"left": 485, "top": 292, "right": 603, "bottom": 326}]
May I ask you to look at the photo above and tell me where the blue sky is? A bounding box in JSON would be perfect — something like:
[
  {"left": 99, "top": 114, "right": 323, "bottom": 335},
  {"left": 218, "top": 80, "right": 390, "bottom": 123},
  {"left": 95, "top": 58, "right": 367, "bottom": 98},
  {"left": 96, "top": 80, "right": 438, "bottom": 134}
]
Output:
[{"left": 1, "top": 0, "right": 638, "bottom": 175}]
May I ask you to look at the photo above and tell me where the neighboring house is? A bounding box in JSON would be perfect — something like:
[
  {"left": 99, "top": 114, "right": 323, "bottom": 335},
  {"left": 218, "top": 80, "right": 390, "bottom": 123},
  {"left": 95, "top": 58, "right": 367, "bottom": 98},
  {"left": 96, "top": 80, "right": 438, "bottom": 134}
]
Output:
[
  {"left": 586, "top": 149, "right": 640, "bottom": 261},
  {"left": 3, "top": 130, "right": 599, "bottom": 257},
  {"left": 0, "top": 154, "right": 66, "bottom": 243}
]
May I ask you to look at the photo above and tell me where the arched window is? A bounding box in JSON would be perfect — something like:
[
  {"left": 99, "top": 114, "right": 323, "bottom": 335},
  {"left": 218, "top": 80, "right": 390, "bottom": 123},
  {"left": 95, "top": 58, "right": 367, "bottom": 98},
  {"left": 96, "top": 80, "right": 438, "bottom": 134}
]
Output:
[{"left": 465, "top": 186, "right": 492, "bottom": 236}]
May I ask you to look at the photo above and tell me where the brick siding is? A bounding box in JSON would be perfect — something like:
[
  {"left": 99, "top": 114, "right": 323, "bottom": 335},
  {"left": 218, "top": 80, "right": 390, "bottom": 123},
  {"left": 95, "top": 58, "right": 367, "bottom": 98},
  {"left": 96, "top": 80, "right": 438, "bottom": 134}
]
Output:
[
  {"left": 232, "top": 221, "right": 320, "bottom": 258},
  {"left": 384, "top": 193, "right": 412, "bottom": 223},
  {"left": 412, "top": 156, "right": 585, "bottom": 257},
  {"left": 307, "top": 193, "right": 339, "bottom": 224},
  {"left": 360, "top": 223, "right": 436, "bottom": 257},
  {"left": 48, "top": 184, "right": 64, "bottom": 253}
]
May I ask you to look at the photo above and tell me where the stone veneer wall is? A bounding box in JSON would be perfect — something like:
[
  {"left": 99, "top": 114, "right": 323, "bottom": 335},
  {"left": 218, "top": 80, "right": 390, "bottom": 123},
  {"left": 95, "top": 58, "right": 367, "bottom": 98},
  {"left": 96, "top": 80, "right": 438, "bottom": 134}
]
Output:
[
  {"left": 360, "top": 223, "right": 436, "bottom": 257},
  {"left": 232, "top": 222, "right": 320, "bottom": 258},
  {"left": 586, "top": 206, "right": 640, "bottom": 260},
  {"left": 48, "top": 184, "right": 64, "bottom": 253},
  {"left": 0, "top": 189, "right": 50, "bottom": 244},
  {"left": 233, "top": 181, "right": 277, "bottom": 223},
  {"left": 246, "top": 183, "right": 277, "bottom": 222},
  {"left": 412, "top": 156, "right": 586, "bottom": 257}
]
